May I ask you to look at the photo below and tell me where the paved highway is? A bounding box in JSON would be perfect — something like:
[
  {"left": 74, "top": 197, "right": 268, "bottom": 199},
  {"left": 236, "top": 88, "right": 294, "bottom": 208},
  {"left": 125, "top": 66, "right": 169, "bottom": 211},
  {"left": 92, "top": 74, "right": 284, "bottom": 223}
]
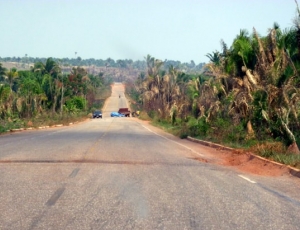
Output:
[{"left": 1, "top": 83, "right": 300, "bottom": 229}]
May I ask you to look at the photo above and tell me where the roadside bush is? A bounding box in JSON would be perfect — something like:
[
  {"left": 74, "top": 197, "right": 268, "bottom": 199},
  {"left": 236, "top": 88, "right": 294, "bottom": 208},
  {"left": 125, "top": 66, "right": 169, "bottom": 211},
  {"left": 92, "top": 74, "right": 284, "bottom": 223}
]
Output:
[
  {"left": 139, "top": 111, "right": 151, "bottom": 120},
  {"left": 147, "top": 110, "right": 158, "bottom": 119},
  {"left": 186, "top": 116, "right": 209, "bottom": 137},
  {"left": 0, "top": 118, "right": 24, "bottom": 132},
  {"left": 250, "top": 142, "right": 286, "bottom": 158},
  {"left": 178, "top": 123, "right": 189, "bottom": 139},
  {"left": 197, "top": 117, "right": 209, "bottom": 136},
  {"left": 186, "top": 117, "right": 199, "bottom": 137},
  {"left": 65, "top": 96, "right": 87, "bottom": 114},
  {"left": 225, "top": 122, "right": 245, "bottom": 143},
  {"left": 208, "top": 117, "right": 246, "bottom": 145}
]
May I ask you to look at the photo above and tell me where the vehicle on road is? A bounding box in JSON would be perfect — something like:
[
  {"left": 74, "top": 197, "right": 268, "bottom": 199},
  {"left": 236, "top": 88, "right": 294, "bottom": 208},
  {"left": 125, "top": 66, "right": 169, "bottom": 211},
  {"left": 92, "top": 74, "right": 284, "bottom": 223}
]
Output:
[
  {"left": 92, "top": 110, "right": 102, "bottom": 118},
  {"left": 118, "top": 108, "right": 130, "bottom": 117},
  {"left": 131, "top": 111, "right": 140, "bottom": 117},
  {"left": 110, "top": 112, "right": 125, "bottom": 117}
]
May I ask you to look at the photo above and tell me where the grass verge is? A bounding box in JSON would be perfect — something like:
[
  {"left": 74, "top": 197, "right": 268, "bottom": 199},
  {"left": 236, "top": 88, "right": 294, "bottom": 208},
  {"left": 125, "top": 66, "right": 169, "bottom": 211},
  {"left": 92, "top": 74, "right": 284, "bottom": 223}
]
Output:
[{"left": 0, "top": 112, "right": 90, "bottom": 134}]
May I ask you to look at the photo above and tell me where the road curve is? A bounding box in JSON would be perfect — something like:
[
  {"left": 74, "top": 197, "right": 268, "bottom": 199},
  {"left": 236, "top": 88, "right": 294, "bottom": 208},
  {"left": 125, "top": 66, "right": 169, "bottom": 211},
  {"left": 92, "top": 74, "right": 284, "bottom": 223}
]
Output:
[{"left": 0, "top": 83, "right": 300, "bottom": 229}]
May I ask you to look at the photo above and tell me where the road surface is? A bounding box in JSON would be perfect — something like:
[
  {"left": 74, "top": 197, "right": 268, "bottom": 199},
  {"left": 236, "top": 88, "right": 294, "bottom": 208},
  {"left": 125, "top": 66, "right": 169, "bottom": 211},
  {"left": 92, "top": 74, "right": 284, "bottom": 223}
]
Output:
[{"left": 0, "top": 83, "right": 300, "bottom": 230}]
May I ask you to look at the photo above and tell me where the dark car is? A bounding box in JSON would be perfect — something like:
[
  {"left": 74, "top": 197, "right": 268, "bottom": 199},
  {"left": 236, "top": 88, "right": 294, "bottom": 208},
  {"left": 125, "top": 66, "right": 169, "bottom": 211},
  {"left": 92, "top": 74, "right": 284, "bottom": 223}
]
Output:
[
  {"left": 110, "top": 112, "right": 125, "bottom": 117},
  {"left": 92, "top": 110, "right": 102, "bottom": 118},
  {"left": 118, "top": 108, "right": 130, "bottom": 117}
]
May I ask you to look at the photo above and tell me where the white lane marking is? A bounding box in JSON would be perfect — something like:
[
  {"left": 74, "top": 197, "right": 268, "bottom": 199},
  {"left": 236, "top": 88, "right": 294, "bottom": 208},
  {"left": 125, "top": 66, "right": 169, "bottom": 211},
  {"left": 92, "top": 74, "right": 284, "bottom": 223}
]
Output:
[
  {"left": 238, "top": 175, "right": 256, "bottom": 184},
  {"left": 141, "top": 125, "right": 204, "bottom": 157}
]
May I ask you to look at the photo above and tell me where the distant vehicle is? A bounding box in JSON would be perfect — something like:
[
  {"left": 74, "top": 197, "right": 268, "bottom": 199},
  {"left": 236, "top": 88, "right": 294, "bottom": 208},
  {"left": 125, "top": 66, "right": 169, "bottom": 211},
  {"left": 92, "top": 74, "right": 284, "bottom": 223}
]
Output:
[
  {"left": 118, "top": 108, "right": 130, "bottom": 117},
  {"left": 131, "top": 111, "right": 140, "bottom": 117},
  {"left": 92, "top": 110, "right": 102, "bottom": 118},
  {"left": 110, "top": 112, "right": 125, "bottom": 117}
]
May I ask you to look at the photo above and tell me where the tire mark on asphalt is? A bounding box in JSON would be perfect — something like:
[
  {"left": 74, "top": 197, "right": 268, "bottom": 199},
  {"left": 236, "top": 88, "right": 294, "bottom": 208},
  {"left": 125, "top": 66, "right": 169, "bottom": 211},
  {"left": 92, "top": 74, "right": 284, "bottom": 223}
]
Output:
[
  {"left": 189, "top": 210, "right": 199, "bottom": 229},
  {"left": 45, "top": 187, "right": 66, "bottom": 206},
  {"left": 257, "top": 183, "right": 300, "bottom": 207},
  {"left": 69, "top": 168, "right": 80, "bottom": 178},
  {"left": 28, "top": 210, "right": 48, "bottom": 230},
  {"left": 28, "top": 186, "right": 66, "bottom": 228}
]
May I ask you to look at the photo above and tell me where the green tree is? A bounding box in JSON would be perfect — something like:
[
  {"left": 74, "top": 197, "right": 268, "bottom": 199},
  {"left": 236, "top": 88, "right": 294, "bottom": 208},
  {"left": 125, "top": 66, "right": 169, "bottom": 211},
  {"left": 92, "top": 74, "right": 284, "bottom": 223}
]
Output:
[
  {"left": 32, "top": 58, "right": 61, "bottom": 113},
  {"left": 6, "top": 68, "right": 18, "bottom": 91},
  {"left": 0, "top": 63, "right": 7, "bottom": 82},
  {"left": 18, "top": 74, "right": 46, "bottom": 117},
  {"left": 0, "top": 84, "right": 12, "bottom": 118}
]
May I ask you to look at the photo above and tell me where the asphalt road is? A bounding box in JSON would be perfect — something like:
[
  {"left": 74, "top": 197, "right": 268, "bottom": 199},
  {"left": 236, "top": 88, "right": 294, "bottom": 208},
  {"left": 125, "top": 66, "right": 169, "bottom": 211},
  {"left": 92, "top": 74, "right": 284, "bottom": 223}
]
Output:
[{"left": 1, "top": 83, "right": 300, "bottom": 230}]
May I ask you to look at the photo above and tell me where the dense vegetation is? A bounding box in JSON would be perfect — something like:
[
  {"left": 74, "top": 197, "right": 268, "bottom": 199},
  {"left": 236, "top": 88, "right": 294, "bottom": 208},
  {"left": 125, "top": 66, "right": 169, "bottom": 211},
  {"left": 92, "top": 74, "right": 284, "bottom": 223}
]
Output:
[
  {"left": 0, "top": 55, "right": 203, "bottom": 132},
  {"left": 0, "top": 58, "right": 112, "bottom": 131},
  {"left": 128, "top": 8, "right": 300, "bottom": 166}
]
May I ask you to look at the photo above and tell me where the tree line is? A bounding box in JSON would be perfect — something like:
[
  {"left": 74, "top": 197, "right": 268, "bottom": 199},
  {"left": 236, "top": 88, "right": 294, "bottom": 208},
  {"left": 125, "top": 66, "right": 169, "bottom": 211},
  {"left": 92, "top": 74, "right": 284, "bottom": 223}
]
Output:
[
  {"left": 0, "top": 56, "right": 205, "bottom": 72},
  {"left": 0, "top": 58, "right": 112, "bottom": 122},
  {"left": 134, "top": 10, "right": 300, "bottom": 154}
]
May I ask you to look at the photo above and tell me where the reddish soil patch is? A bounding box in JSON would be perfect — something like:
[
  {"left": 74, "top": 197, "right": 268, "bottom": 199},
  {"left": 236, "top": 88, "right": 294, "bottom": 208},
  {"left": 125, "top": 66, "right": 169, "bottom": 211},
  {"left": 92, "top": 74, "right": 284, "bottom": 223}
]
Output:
[{"left": 216, "top": 150, "right": 290, "bottom": 177}]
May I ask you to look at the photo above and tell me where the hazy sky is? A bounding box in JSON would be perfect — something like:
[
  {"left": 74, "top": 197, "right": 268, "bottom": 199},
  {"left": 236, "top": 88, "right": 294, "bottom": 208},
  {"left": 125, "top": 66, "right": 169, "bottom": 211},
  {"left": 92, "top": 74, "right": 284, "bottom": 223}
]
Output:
[{"left": 0, "top": 0, "right": 297, "bottom": 64}]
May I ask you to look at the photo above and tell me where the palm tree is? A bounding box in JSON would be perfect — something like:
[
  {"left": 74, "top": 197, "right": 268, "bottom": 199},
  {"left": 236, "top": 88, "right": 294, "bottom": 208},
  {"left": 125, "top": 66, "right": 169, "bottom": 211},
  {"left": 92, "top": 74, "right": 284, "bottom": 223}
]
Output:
[
  {"left": 18, "top": 75, "right": 46, "bottom": 118},
  {"left": 206, "top": 51, "right": 221, "bottom": 66},
  {"left": 142, "top": 55, "right": 164, "bottom": 113},
  {"left": 0, "top": 63, "right": 7, "bottom": 82},
  {"left": 0, "top": 84, "right": 12, "bottom": 118},
  {"left": 251, "top": 25, "right": 300, "bottom": 153},
  {"left": 32, "top": 58, "right": 60, "bottom": 76},
  {"left": 32, "top": 58, "right": 61, "bottom": 113},
  {"left": 145, "top": 54, "right": 163, "bottom": 78},
  {"left": 6, "top": 68, "right": 18, "bottom": 91}
]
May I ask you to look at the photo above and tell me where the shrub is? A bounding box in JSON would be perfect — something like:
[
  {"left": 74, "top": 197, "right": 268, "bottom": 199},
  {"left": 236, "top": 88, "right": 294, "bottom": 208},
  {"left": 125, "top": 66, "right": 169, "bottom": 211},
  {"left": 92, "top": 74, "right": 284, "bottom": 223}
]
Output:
[
  {"left": 139, "top": 111, "right": 151, "bottom": 120},
  {"left": 147, "top": 110, "right": 158, "bottom": 119},
  {"left": 186, "top": 116, "right": 209, "bottom": 137},
  {"left": 186, "top": 117, "right": 199, "bottom": 137},
  {"left": 250, "top": 142, "right": 286, "bottom": 158}
]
